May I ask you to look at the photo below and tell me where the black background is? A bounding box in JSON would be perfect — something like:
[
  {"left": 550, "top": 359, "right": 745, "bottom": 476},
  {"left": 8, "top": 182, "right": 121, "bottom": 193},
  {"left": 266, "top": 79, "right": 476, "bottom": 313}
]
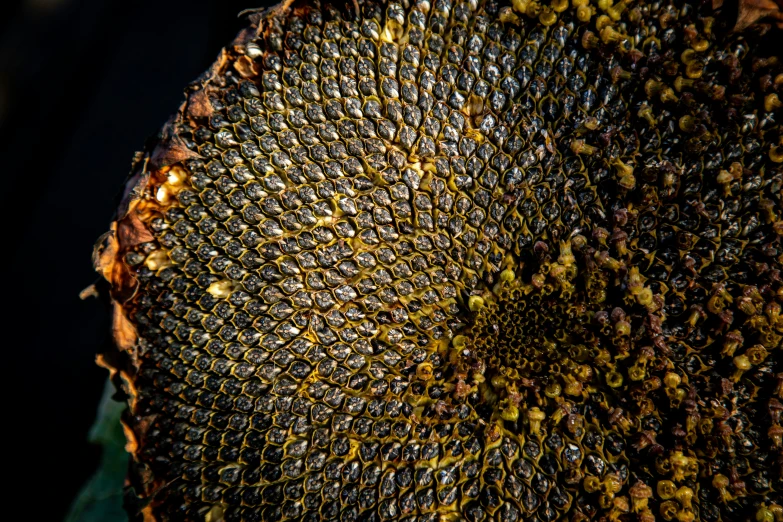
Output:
[{"left": 0, "top": 1, "right": 270, "bottom": 518}]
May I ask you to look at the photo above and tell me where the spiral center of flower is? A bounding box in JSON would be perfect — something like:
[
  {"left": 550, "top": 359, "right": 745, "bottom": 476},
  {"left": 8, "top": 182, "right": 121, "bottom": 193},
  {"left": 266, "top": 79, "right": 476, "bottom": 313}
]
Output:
[{"left": 464, "top": 280, "right": 595, "bottom": 380}]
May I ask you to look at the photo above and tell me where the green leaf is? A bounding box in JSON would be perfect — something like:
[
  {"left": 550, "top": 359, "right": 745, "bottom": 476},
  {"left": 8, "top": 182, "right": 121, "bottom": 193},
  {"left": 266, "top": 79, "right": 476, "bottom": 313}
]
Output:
[{"left": 64, "top": 379, "right": 127, "bottom": 522}]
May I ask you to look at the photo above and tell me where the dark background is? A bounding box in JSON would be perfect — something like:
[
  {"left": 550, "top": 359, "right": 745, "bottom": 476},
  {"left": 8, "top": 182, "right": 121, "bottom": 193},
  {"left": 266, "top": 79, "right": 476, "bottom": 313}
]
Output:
[{"left": 0, "top": 0, "right": 268, "bottom": 518}]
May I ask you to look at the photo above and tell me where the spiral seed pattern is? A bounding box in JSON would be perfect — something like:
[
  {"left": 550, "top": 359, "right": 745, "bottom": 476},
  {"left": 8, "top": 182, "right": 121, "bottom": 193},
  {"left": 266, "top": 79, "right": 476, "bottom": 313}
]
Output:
[{"left": 94, "top": 0, "right": 782, "bottom": 520}]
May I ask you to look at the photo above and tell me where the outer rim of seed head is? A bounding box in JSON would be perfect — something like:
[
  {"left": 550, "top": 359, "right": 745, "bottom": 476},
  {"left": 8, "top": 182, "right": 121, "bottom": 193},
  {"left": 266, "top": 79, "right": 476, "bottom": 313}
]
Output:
[{"left": 90, "top": 1, "right": 363, "bottom": 513}]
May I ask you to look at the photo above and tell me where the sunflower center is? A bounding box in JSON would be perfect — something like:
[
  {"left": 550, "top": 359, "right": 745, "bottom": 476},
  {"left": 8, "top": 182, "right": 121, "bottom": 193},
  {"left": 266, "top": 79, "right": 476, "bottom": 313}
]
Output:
[{"left": 464, "top": 281, "right": 597, "bottom": 380}]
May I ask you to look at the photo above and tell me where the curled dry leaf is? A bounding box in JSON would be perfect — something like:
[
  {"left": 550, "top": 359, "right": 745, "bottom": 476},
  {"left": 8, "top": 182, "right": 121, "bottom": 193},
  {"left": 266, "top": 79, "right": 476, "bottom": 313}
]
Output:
[
  {"left": 184, "top": 88, "right": 213, "bottom": 119},
  {"left": 733, "top": 0, "right": 783, "bottom": 30},
  {"left": 120, "top": 418, "right": 138, "bottom": 454},
  {"left": 233, "top": 54, "right": 260, "bottom": 78},
  {"left": 79, "top": 283, "right": 99, "bottom": 300},
  {"left": 116, "top": 209, "right": 154, "bottom": 249},
  {"left": 149, "top": 131, "right": 202, "bottom": 169},
  {"left": 231, "top": 25, "right": 256, "bottom": 52},
  {"left": 112, "top": 305, "right": 138, "bottom": 354}
]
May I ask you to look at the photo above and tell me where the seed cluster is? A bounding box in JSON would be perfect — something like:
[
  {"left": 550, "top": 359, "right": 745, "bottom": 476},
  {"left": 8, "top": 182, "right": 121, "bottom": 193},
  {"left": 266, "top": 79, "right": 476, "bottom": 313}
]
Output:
[{"left": 95, "top": 0, "right": 782, "bottom": 520}]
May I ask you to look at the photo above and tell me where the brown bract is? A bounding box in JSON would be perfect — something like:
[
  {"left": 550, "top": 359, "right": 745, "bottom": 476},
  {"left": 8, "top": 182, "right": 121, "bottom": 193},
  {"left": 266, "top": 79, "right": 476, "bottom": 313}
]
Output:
[
  {"left": 149, "top": 130, "right": 202, "bottom": 170},
  {"left": 184, "top": 88, "right": 214, "bottom": 119},
  {"left": 715, "top": 0, "right": 783, "bottom": 30}
]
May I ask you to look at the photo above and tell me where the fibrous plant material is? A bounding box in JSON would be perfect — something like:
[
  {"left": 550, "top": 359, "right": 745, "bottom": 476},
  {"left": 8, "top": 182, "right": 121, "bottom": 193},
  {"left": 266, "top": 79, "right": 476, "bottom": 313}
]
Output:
[{"left": 92, "top": 0, "right": 783, "bottom": 520}]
